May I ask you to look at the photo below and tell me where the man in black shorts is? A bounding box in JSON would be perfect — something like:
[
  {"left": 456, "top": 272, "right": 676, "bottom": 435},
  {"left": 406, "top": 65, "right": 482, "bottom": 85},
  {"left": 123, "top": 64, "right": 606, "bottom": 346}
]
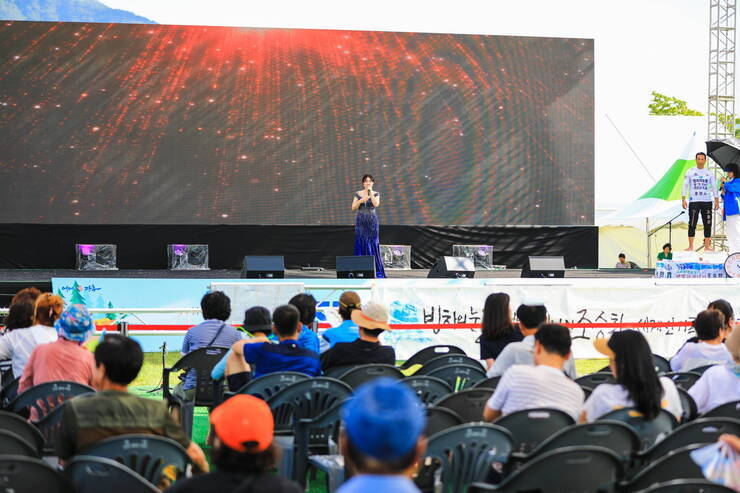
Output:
[{"left": 682, "top": 152, "right": 719, "bottom": 251}]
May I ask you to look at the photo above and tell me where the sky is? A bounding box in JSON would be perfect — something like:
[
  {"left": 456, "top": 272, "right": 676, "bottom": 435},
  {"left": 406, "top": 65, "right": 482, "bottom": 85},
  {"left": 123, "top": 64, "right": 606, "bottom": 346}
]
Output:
[{"left": 100, "top": 0, "right": 712, "bottom": 212}]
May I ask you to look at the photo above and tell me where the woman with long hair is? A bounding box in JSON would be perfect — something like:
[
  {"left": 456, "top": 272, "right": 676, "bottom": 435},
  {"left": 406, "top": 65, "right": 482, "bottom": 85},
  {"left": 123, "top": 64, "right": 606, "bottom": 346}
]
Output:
[
  {"left": 580, "top": 330, "right": 682, "bottom": 422},
  {"left": 479, "top": 292, "right": 522, "bottom": 370},
  {"left": 351, "top": 174, "right": 385, "bottom": 278}
]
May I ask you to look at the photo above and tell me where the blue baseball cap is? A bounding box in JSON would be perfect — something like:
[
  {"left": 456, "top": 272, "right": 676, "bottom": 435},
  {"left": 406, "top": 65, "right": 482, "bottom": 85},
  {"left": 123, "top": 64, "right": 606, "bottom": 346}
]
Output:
[
  {"left": 54, "top": 304, "right": 95, "bottom": 343},
  {"left": 342, "top": 378, "right": 425, "bottom": 461}
]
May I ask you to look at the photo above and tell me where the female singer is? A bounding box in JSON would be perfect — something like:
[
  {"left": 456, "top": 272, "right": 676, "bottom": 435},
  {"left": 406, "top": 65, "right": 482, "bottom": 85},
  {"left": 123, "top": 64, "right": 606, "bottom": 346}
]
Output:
[{"left": 351, "top": 174, "right": 386, "bottom": 278}]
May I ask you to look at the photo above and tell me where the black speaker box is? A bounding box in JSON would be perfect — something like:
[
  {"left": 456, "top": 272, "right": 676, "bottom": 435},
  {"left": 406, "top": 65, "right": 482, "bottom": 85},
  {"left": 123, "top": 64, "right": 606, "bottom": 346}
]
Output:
[
  {"left": 427, "top": 256, "right": 476, "bottom": 278},
  {"left": 336, "top": 256, "right": 376, "bottom": 279},
  {"left": 521, "top": 256, "right": 565, "bottom": 278},
  {"left": 241, "top": 256, "right": 285, "bottom": 279}
]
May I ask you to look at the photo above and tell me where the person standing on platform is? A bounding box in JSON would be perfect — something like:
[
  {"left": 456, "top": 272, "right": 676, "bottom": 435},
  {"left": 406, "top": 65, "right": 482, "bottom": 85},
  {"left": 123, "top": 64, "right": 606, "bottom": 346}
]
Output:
[
  {"left": 682, "top": 152, "right": 719, "bottom": 251},
  {"left": 721, "top": 163, "right": 740, "bottom": 253},
  {"left": 352, "top": 174, "right": 386, "bottom": 279}
]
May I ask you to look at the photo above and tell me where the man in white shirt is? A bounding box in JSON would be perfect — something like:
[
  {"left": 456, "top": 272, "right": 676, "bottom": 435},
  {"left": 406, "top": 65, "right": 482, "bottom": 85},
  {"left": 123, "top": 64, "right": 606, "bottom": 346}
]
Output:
[
  {"left": 682, "top": 152, "right": 719, "bottom": 251},
  {"left": 688, "top": 326, "right": 740, "bottom": 414},
  {"left": 670, "top": 309, "right": 733, "bottom": 372},
  {"left": 487, "top": 303, "right": 577, "bottom": 379},
  {"left": 483, "top": 324, "right": 584, "bottom": 421}
]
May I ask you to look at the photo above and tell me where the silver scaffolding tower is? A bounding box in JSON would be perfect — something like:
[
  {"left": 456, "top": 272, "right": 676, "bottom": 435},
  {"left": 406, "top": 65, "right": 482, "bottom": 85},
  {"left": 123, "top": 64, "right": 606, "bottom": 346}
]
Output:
[{"left": 708, "top": 0, "right": 736, "bottom": 251}]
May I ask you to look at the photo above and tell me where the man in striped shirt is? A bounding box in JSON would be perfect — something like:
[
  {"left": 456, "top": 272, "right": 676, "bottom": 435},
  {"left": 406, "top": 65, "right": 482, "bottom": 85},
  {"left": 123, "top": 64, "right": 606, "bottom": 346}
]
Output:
[{"left": 483, "top": 324, "right": 584, "bottom": 422}]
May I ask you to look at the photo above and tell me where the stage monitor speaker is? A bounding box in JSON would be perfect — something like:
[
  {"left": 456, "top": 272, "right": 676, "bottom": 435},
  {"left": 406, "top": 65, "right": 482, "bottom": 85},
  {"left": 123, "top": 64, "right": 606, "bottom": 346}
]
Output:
[
  {"left": 521, "top": 256, "right": 565, "bottom": 278},
  {"left": 241, "top": 256, "right": 285, "bottom": 279},
  {"left": 168, "top": 244, "right": 209, "bottom": 270},
  {"left": 75, "top": 244, "right": 117, "bottom": 271},
  {"left": 427, "top": 256, "right": 475, "bottom": 278},
  {"left": 336, "top": 256, "right": 376, "bottom": 279}
]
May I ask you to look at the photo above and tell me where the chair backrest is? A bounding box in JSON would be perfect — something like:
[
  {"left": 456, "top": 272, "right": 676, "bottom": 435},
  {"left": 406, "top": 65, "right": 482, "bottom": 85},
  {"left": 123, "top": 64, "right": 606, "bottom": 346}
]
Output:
[
  {"left": 164, "top": 346, "right": 229, "bottom": 406},
  {"left": 293, "top": 402, "right": 343, "bottom": 487},
  {"left": 0, "top": 454, "right": 74, "bottom": 493},
  {"left": 267, "top": 377, "right": 353, "bottom": 432},
  {"left": 425, "top": 406, "right": 464, "bottom": 438},
  {"left": 690, "top": 364, "right": 715, "bottom": 375},
  {"left": 80, "top": 434, "right": 190, "bottom": 487},
  {"left": 399, "top": 345, "right": 466, "bottom": 370},
  {"left": 700, "top": 399, "right": 740, "bottom": 419},
  {"left": 494, "top": 407, "right": 575, "bottom": 454},
  {"left": 663, "top": 371, "right": 702, "bottom": 391},
  {"left": 33, "top": 401, "right": 67, "bottom": 454},
  {"left": 66, "top": 455, "right": 159, "bottom": 493},
  {"left": 652, "top": 354, "right": 671, "bottom": 374},
  {"left": 338, "top": 364, "right": 404, "bottom": 389},
  {"left": 600, "top": 408, "right": 677, "bottom": 450},
  {"left": 402, "top": 376, "right": 452, "bottom": 406},
  {"left": 676, "top": 387, "right": 698, "bottom": 422},
  {"left": 0, "top": 376, "right": 20, "bottom": 408},
  {"left": 574, "top": 372, "right": 616, "bottom": 388},
  {"left": 625, "top": 444, "right": 705, "bottom": 492},
  {"left": 634, "top": 478, "right": 737, "bottom": 493},
  {"left": 0, "top": 409, "right": 45, "bottom": 454},
  {"left": 0, "top": 429, "right": 40, "bottom": 457},
  {"left": 528, "top": 420, "right": 640, "bottom": 465},
  {"left": 639, "top": 417, "right": 740, "bottom": 464},
  {"left": 426, "top": 364, "right": 487, "bottom": 391},
  {"left": 580, "top": 385, "right": 593, "bottom": 399},
  {"left": 416, "top": 354, "right": 484, "bottom": 375},
  {"left": 418, "top": 423, "right": 514, "bottom": 493},
  {"left": 434, "top": 388, "right": 493, "bottom": 423},
  {"left": 235, "top": 372, "right": 309, "bottom": 400},
  {"left": 8, "top": 380, "right": 95, "bottom": 420},
  {"left": 323, "top": 365, "right": 357, "bottom": 379},
  {"left": 473, "top": 376, "right": 501, "bottom": 390},
  {"left": 479, "top": 446, "right": 623, "bottom": 493}
]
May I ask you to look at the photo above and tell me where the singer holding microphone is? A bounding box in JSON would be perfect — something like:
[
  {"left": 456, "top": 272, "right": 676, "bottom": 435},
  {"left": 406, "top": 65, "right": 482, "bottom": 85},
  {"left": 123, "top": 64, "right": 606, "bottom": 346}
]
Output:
[{"left": 351, "top": 174, "right": 386, "bottom": 278}]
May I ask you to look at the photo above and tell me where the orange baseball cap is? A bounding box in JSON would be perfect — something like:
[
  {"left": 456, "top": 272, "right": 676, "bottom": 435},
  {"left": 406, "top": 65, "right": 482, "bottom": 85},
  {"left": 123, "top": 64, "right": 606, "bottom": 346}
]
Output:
[{"left": 209, "top": 394, "right": 274, "bottom": 453}]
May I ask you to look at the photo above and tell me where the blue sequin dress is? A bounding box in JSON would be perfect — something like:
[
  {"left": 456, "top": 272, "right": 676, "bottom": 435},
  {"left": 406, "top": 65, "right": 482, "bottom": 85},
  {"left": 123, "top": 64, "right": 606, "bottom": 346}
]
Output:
[{"left": 353, "top": 192, "right": 386, "bottom": 278}]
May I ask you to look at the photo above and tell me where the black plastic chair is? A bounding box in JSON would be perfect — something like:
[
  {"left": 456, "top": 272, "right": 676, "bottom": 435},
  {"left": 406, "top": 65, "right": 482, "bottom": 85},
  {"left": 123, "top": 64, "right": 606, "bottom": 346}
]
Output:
[
  {"left": 0, "top": 455, "right": 74, "bottom": 493},
  {"left": 0, "top": 429, "right": 40, "bottom": 457},
  {"left": 677, "top": 387, "right": 698, "bottom": 422},
  {"left": 233, "top": 371, "right": 309, "bottom": 400},
  {"left": 575, "top": 371, "right": 616, "bottom": 388},
  {"left": 426, "top": 364, "right": 487, "bottom": 391},
  {"left": 66, "top": 456, "right": 159, "bottom": 493},
  {"left": 598, "top": 354, "right": 671, "bottom": 374},
  {"left": 425, "top": 406, "right": 464, "bottom": 438},
  {"left": 8, "top": 380, "right": 94, "bottom": 421},
  {"left": 690, "top": 364, "right": 715, "bottom": 375},
  {"left": 700, "top": 399, "right": 740, "bottom": 419},
  {"left": 623, "top": 444, "right": 705, "bottom": 491},
  {"left": 473, "top": 376, "right": 501, "bottom": 390},
  {"left": 0, "top": 409, "right": 45, "bottom": 454},
  {"left": 267, "top": 377, "right": 353, "bottom": 433},
  {"left": 416, "top": 423, "right": 514, "bottom": 493},
  {"left": 323, "top": 365, "right": 357, "bottom": 379},
  {"left": 34, "top": 401, "right": 67, "bottom": 454},
  {"left": 663, "top": 371, "right": 702, "bottom": 391},
  {"left": 0, "top": 359, "right": 13, "bottom": 387},
  {"left": 600, "top": 408, "right": 678, "bottom": 451},
  {"left": 633, "top": 478, "right": 737, "bottom": 493},
  {"left": 638, "top": 417, "right": 740, "bottom": 465},
  {"left": 402, "top": 376, "right": 452, "bottom": 406},
  {"left": 0, "top": 376, "right": 20, "bottom": 409},
  {"left": 162, "top": 346, "right": 229, "bottom": 437},
  {"left": 468, "top": 446, "right": 623, "bottom": 493},
  {"left": 434, "top": 388, "right": 493, "bottom": 423},
  {"left": 294, "top": 402, "right": 343, "bottom": 488},
  {"left": 338, "top": 364, "right": 404, "bottom": 389},
  {"left": 517, "top": 420, "right": 640, "bottom": 467},
  {"left": 580, "top": 385, "right": 593, "bottom": 399},
  {"left": 494, "top": 407, "right": 575, "bottom": 455},
  {"left": 416, "top": 354, "right": 484, "bottom": 375},
  {"left": 80, "top": 434, "right": 190, "bottom": 487},
  {"left": 399, "top": 345, "right": 466, "bottom": 370}
]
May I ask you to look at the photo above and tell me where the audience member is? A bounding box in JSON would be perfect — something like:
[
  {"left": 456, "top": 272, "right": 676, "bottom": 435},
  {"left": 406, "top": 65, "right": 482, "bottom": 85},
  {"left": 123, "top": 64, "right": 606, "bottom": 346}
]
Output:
[
  {"left": 487, "top": 302, "right": 576, "bottom": 378},
  {"left": 288, "top": 293, "right": 321, "bottom": 354},
  {"left": 670, "top": 310, "right": 733, "bottom": 372},
  {"left": 581, "top": 330, "right": 682, "bottom": 422},
  {"left": 0, "top": 293, "right": 61, "bottom": 378},
  {"left": 227, "top": 304, "right": 320, "bottom": 379},
  {"left": 479, "top": 292, "right": 522, "bottom": 370},
  {"left": 322, "top": 291, "right": 361, "bottom": 349},
  {"left": 688, "top": 326, "right": 740, "bottom": 414},
  {"left": 337, "top": 378, "right": 426, "bottom": 493},
  {"left": 707, "top": 299, "right": 734, "bottom": 337},
  {"left": 177, "top": 291, "right": 243, "bottom": 399},
  {"left": 321, "top": 301, "right": 395, "bottom": 371},
  {"left": 615, "top": 253, "right": 629, "bottom": 269},
  {"left": 657, "top": 243, "right": 673, "bottom": 261},
  {"left": 483, "top": 324, "right": 584, "bottom": 421},
  {"left": 239, "top": 306, "right": 274, "bottom": 338},
  {"left": 56, "top": 334, "right": 208, "bottom": 484},
  {"left": 165, "top": 394, "right": 300, "bottom": 493},
  {"left": 19, "top": 303, "right": 96, "bottom": 394},
  {"left": 9, "top": 287, "right": 42, "bottom": 309}
]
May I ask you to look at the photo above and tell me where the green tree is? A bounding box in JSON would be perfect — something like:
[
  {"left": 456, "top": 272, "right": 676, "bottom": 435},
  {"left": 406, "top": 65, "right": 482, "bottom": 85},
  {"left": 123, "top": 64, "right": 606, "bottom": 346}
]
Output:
[
  {"left": 104, "top": 301, "right": 117, "bottom": 321},
  {"left": 69, "top": 281, "right": 86, "bottom": 305},
  {"left": 56, "top": 288, "right": 66, "bottom": 300},
  {"left": 648, "top": 91, "right": 703, "bottom": 116}
]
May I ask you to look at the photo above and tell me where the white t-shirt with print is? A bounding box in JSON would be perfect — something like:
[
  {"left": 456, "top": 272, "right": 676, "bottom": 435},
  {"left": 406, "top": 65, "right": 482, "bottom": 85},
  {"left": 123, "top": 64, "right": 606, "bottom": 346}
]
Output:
[
  {"left": 688, "top": 364, "right": 740, "bottom": 414},
  {"left": 581, "top": 376, "right": 682, "bottom": 422},
  {"left": 682, "top": 167, "right": 718, "bottom": 202},
  {"left": 670, "top": 342, "right": 734, "bottom": 372}
]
